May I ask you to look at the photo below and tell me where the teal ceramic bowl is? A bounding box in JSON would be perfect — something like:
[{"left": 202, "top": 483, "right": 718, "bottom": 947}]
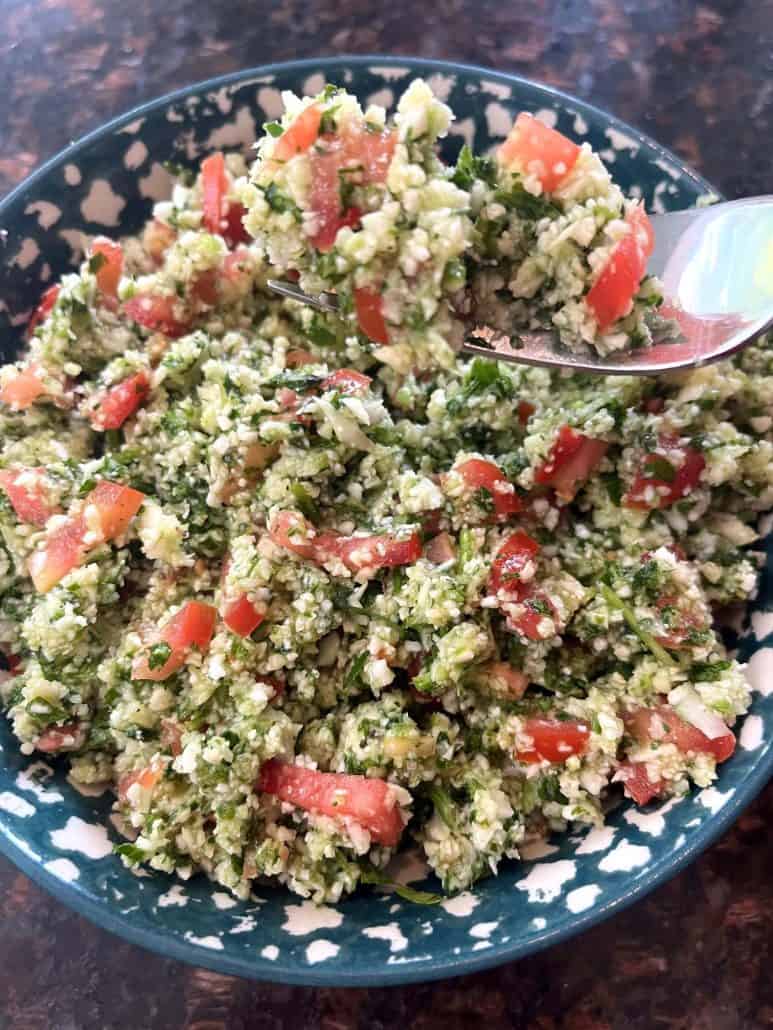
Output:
[{"left": 0, "top": 57, "right": 771, "bottom": 987}]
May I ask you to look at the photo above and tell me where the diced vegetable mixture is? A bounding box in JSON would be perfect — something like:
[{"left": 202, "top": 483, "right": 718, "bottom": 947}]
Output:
[{"left": 0, "top": 79, "right": 769, "bottom": 904}]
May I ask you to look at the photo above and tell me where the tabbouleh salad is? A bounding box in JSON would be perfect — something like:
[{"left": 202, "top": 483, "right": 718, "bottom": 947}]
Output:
[{"left": 0, "top": 79, "right": 768, "bottom": 904}]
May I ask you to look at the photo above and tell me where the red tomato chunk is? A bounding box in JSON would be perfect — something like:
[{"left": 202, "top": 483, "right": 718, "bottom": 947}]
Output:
[
  {"left": 535, "top": 426, "right": 608, "bottom": 503},
  {"left": 89, "top": 371, "right": 150, "bottom": 431},
  {"left": 132, "top": 600, "right": 217, "bottom": 681},
  {"left": 257, "top": 759, "right": 405, "bottom": 846},
  {"left": 499, "top": 112, "right": 581, "bottom": 193},
  {"left": 455, "top": 458, "right": 523, "bottom": 520},
  {"left": 0, "top": 467, "right": 60, "bottom": 527},
  {"left": 517, "top": 717, "right": 590, "bottom": 764}
]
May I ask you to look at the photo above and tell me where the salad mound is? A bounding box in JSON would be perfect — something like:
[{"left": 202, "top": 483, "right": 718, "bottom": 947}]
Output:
[{"left": 0, "top": 79, "right": 769, "bottom": 904}]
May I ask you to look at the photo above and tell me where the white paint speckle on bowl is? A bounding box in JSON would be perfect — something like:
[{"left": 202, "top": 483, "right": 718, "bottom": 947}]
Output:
[
  {"left": 282, "top": 900, "right": 343, "bottom": 936},
  {"left": 158, "top": 883, "right": 189, "bottom": 908},
  {"left": 50, "top": 816, "right": 112, "bottom": 860},
  {"left": 698, "top": 787, "right": 733, "bottom": 814},
  {"left": 363, "top": 922, "right": 408, "bottom": 954},
  {"left": 306, "top": 939, "right": 340, "bottom": 964},
  {"left": 80, "top": 179, "right": 126, "bottom": 227},
  {"left": 44, "top": 857, "right": 80, "bottom": 882},
  {"left": 624, "top": 796, "right": 682, "bottom": 837},
  {"left": 0, "top": 792, "right": 35, "bottom": 818},
  {"left": 185, "top": 933, "right": 223, "bottom": 951},
  {"left": 740, "top": 714, "right": 764, "bottom": 751},
  {"left": 212, "top": 891, "right": 238, "bottom": 910},
  {"left": 440, "top": 891, "right": 479, "bottom": 917},
  {"left": 576, "top": 825, "right": 616, "bottom": 855},
  {"left": 566, "top": 884, "right": 601, "bottom": 914},
  {"left": 469, "top": 920, "right": 499, "bottom": 940},
  {"left": 598, "top": 841, "right": 651, "bottom": 873},
  {"left": 516, "top": 860, "right": 576, "bottom": 903},
  {"left": 485, "top": 101, "right": 512, "bottom": 138},
  {"left": 261, "top": 944, "right": 279, "bottom": 961}
]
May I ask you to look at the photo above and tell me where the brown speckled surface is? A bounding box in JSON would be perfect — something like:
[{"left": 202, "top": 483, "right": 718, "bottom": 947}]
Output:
[{"left": 1, "top": 1, "right": 773, "bottom": 1027}]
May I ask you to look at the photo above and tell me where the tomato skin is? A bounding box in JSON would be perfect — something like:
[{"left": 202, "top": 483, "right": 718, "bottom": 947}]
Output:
[
  {"left": 223, "top": 594, "right": 265, "bottom": 637},
  {"left": 201, "top": 152, "right": 228, "bottom": 236},
  {"left": 118, "top": 765, "right": 161, "bottom": 802},
  {"left": 424, "top": 531, "right": 456, "bottom": 565},
  {"left": 616, "top": 761, "right": 664, "bottom": 806},
  {"left": 272, "top": 104, "right": 322, "bottom": 162},
  {"left": 91, "top": 237, "right": 123, "bottom": 297},
  {"left": 625, "top": 704, "right": 735, "bottom": 763},
  {"left": 477, "top": 661, "right": 528, "bottom": 699},
  {"left": 586, "top": 204, "right": 655, "bottom": 331},
  {"left": 518, "top": 400, "right": 535, "bottom": 425},
  {"left": 132, "top": 600, "right": 217, "bottom": 681},
  {"left": 354, "top": 287, "right": 389, "bottom": 345},
  {"left": 517, "top": 717, "right": 590, "bottom": 764},
  {"left": 89, "top": 371, "right": 150, "bottom": 431},
  {"left": 623, "top": 436, "right": 705, "bottom": 510},
  {"left": 28, "top": 480, "right": 144, "bottom": 592},
  {"left": 455, "top": 458, "right": 523, "bottom": 520},
  {"left": 257, "top": 759, "right": 404, "bottom": 846},
  {"left": 36, "top": 722, "right": 84, "bottom": 754},
  {"left": 535, "top": 426, "right": 608, "bottom": 502},
  {"left": 124, "top": 293, "right": 190, "bottom": 338},
  {"left": 317, "top": 530, "right": 422, "bottom": 572},
  {"left": 223, "top": 202, "right": 250, "bottom": 248},
  {"left": 27, "top": 285, "right": 60, "bottom": 336},
  {"left": 0, "top": 468, "right": 59, "bottom": 526},
  {"left": 269, "top": 510, "right": 317, "bottom": 559},
  {"left": 489, "top": 531, "right": 540, "bottom": 597},
  {"left": 499, "top": 112, "right": 581, "bottom": 192},
  {"left": 0, "top": 362, "right": 47, "bottom": 410},
  {"left": 161, "top": 719, "right": 183, "bottom": 757},
  {"left": 321, "top": 368, "right": 372, "bottom": 395}
]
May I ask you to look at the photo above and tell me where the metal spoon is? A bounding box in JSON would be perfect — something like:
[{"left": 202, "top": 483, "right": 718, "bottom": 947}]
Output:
[{"left": 268, "top": 195, "right": 773, "bottom": 376}]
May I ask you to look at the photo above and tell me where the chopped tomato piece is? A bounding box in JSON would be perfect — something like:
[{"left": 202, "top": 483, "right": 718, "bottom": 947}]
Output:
[
  {"left": 91, "top": 237, "right": 123, "bottom": 297},
  {"left": 535, "top": 426, "right": 608, "bottom": 502},
  {"left": 455, "top": 458, "right": 523, "bottom": 520},
  {"left": 223, "top": 201, "right": 250, "bottom": 248},
  {"left": 625, "top": 704, "right": 735, "bottom": 762},
  {"left": 89, "top": 371, "right": 150, "bottom": 431},
  {"left": 316, "top": 530, "right": 422, "bottom": 572},
  {"left": 285, "top": 349, "right": 317, "bottom": 368},
  {"left": 192, "top": 270, "right": 219, "bottom": 306},
  {"left": 508, "top": 600, "right": 556, "bottom": 641},
  {"left": 586, "top": 204, "right": 655, "bottom": 331},
  {"left": 118, "top": 765, "right": 162, "bottom": 802},
  {"left": 132, "top": 600, "right": 217, "bottom": 681},
  {"left": 424, "top": 531, "right": 456, "bottom": 565},
  {"left": 623, "top": 436, "right": 705, "bottom": 510},
  {"left": 0, "top": 467, "right": 59, "bottom": 526},
  {"left": 201, "top": 152, "right": 228, "bottom": 236},
  {"left": 124, "top": 293, "right": 190, "bottom": 338},
  {"left": 517, "top": 717, "right": 590, "bottom": 764},
  {"left": 161, "top": 719, "right": 183, "bottom": 757},
  {"left": 257, "top": 759, "right": 404, "bottom": 846},
  {"left": 476, "top": 661, "right": 528, "bottom": 699},
  {"left": 0, "top": 362, "right": 47, "bottom": 410},
  {"left": 269, "top": 510, "right": 317, "bottom": 559},
  {"left": 223, "top": 594, "right": 265, "bottom": 637},
  {"left": 311, "top": 205, "right": 362, "bottom": 252},
  {"left": 489, "top": 530, "right": 540, "bottom": 597},
  {"left": 28, "top": 480, "right": 144, "bottom": 592},
  {"left": 143, "top": 219, "right": 177, "bottom": 264},
  {"left": 36, "top": 722, "right": 84, "bottom": 754},
  {"left": 517, "top": 400, "right": 535, "bottom": 425},
  {"left": 321, "top": 368, "right": 372, "bottom": 395},
  {"left": 272, "top": 104, "right": 322, "bottom": 162},
  {"left": 27, "top": 285, "right": 60, "bottom": 336},
  {"left": 616, "top": 761, "right": 664, "bottom": 806},
  {"left": 499, "top": 112, "right": 581, "bottom": 193},
  {"left": 354, "top": 287, "right": 389, "bottom": 345},
  {"left": 88, "top": 481, "right": 145, "bottom": 540}
]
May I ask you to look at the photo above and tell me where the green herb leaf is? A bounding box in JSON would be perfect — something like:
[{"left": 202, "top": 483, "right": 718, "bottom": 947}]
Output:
[
  {"left": 451, "top": 144, "right": 496, "bottom": 190},
  {"left": 264, "top": 121, "right": 284, "bottom": 138},
  {"left": 263, "top": 183, "right": 296, "bottom": 214},
  {"left": 115, "top": 842, "right": 145, "bottom": 864},
  {"left": 494, "top": 181, "right": 560, "bottom": 221},
  {"left": 290, "top": 483, "right": 320, "bottom": 524},
  {"left": 643, "top": 456, "right": 676, "bottom": 483},
  {"left": 148, "top": 642, "right": 172, "bottom": 671},
  {"left": 88, "top": 252, "right": 107, "bottom": 274},
  {"left": 429, "top": 786, "right": 458, "bottom": 830},
  {"left": 360, "top": 867, "right": 442, "bottom": 905},
  {"left": 690, "top": 660, "right": 732, "bottom": 682},
  {"left": 599, "top": 583, "right": 675, "bottom": 666}
]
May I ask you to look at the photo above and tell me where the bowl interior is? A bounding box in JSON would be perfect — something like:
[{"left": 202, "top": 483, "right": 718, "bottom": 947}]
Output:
[{"left": 0, "top": 57, "right": 770, "bottom": 987}]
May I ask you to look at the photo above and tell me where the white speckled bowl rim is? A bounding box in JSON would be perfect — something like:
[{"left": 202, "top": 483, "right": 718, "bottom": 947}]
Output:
[{"left": 0, "top": 56, "right": 771, "bottom": 987}]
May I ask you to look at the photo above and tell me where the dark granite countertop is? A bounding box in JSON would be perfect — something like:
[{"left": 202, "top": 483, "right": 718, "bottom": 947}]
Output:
[{"left": 1, "top": 1, "right": 773, "bottom": 1027}]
